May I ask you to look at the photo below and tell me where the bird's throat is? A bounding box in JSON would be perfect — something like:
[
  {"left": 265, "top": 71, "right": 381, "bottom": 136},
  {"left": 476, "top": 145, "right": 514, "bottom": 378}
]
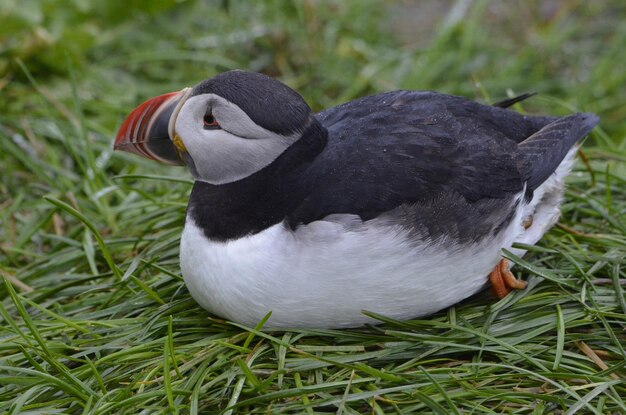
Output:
[{"left": 186, "top": 122, "right": 328, "bottom": 242}]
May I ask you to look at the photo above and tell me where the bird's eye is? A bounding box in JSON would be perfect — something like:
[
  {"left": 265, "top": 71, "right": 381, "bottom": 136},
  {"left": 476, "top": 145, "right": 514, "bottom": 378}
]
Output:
[{"left": 203, "top": 112, "right": 220, "bottom": 130}]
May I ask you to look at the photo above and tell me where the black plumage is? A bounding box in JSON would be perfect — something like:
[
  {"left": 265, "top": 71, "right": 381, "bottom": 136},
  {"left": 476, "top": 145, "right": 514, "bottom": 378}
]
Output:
[{"left": 187, "top": 86, "right": 598, "bottom": 242}]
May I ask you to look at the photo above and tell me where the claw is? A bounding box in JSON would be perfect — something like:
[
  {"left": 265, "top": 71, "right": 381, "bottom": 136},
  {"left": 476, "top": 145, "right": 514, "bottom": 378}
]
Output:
[{"left": 489, "top": 259, "right": 528, "bottom": 299}]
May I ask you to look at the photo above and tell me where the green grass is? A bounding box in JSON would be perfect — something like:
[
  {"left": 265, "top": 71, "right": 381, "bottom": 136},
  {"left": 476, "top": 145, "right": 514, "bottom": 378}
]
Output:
[{"left": 1, "top": 1, "right": 625, "bottom": 413}]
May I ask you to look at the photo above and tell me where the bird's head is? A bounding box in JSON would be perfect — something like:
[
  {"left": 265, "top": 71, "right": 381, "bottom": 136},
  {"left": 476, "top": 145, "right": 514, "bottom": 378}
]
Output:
[{"left": 114, "top": 70, "right": 315, "bottom": 184}]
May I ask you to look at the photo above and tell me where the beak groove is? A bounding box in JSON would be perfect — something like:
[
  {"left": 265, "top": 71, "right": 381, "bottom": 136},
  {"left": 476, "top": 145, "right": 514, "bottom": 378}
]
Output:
[{"left": 114, "top": 89, "right": 189, "bottom": 165}]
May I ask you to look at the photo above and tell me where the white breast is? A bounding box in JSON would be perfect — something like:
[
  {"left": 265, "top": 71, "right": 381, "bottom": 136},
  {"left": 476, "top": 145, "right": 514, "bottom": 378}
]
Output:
[{"left": 180, "top": 210, "right": 523, "bottom": 329}]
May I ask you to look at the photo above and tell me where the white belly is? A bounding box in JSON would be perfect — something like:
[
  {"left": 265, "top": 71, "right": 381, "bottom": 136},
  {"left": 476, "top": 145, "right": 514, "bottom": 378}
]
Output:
[{"left": 180, "top": 211, "right": 521, "bottom": 329}]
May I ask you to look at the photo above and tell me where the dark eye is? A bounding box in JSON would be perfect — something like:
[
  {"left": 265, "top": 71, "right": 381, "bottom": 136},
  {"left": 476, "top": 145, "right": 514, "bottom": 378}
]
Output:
[{"left": 203, "top": 112, "right": 220, "bottom": 130}]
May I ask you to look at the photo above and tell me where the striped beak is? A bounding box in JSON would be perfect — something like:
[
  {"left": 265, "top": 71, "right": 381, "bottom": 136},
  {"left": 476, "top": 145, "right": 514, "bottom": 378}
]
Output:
[{"left": 114, "top": 88, "right": 191, "bottom": 165}]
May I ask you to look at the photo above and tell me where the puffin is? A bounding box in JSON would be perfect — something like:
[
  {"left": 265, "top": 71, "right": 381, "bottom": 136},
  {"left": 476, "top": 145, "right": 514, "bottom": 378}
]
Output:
[{"left": 114, "top": 70, "right": 598, "bottom": 329}]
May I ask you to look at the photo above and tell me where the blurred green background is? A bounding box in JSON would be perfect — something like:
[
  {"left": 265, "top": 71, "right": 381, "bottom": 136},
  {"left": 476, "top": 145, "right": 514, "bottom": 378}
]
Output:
[{"left": 2, "top": 0, "right": 625, "bottom": 126}]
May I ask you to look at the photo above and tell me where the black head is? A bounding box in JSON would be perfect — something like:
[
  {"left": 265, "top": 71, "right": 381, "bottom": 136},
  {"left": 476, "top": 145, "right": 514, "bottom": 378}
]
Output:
[{"left": 192, "top": 70, "right": 312, "bottom": 136}]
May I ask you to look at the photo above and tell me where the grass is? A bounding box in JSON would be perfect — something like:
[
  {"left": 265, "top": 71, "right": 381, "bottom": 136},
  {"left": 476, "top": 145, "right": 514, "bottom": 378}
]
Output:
[{"left": 1, "top": 0, "right": 625, "bottom": 413}]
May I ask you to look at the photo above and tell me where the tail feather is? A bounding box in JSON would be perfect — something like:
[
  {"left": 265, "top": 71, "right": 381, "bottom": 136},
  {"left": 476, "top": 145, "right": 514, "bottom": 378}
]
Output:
[
  {"left": 518, "top": 113, "right": 599, "bottom": 191},
  {"left": 493, "top": 92, "right": 537, "bottom": 108}
]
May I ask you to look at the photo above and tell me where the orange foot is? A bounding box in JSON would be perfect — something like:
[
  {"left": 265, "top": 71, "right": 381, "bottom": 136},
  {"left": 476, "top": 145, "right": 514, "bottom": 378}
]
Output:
[{"left": 489, "top": 259, "right": 528, "bottom": 299}]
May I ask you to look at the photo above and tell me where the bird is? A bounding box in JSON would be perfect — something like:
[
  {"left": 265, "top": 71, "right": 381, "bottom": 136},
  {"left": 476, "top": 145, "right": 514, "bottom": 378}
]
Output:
[{"left": 114, "top": 70, "right": 598, "bottom": 329}]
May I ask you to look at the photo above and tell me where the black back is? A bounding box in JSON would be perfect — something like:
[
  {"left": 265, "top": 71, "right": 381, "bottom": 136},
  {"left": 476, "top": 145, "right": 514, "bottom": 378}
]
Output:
[{"left": 286, "top": 91, "right": 550, "bottom": 225}]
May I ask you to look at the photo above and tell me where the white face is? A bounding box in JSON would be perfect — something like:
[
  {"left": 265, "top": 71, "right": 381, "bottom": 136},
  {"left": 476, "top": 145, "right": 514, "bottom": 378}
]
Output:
[{"left": 173, "top": 93, "right": 301, "bottom": 185}]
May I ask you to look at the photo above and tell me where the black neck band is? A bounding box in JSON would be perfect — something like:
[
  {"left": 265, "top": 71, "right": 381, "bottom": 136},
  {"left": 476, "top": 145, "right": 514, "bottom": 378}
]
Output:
[{"left": 186, "top": 121, "right": 328, "bottom": 241}]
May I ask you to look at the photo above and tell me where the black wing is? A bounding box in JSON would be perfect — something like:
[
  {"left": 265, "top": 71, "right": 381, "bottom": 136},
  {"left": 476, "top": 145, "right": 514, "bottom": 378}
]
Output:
[{"left": 287, "top": 91, "right": 594, "bottom": 228}]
